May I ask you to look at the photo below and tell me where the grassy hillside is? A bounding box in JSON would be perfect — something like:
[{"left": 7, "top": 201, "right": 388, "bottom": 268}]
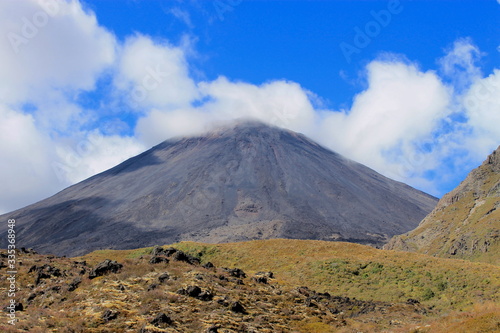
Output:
[
  {"left": 2, "top": 239, "right": 498, "bottom": 332},
  {"left": 385, "top": 146, "right": 500, "bottom": 265},
  {"left": 171, "top": 239, "right": 499, "bottom": 311}
]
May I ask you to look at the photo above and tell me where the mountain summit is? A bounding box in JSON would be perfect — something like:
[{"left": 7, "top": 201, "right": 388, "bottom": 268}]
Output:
[{"left": 0, "top": 121, "right": 437, "bottom": 256}]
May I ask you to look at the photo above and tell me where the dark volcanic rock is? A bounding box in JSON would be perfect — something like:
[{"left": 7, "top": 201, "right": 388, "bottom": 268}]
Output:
[
  {"left": 29, "top": 264, "right": 62, "bottom": 285},
  {"left": 0, "top": 121, "right": 437, "bottom": 256},
  {"left": 4, "top": 302, "right": 23, "bottom": 312},
  {"left": 207, "top": 325, "right": 219, "bottom": 333},
  {"left": 172, "top": 250, "right": 200, "bottom": 265},
  {"left": 150, "top": 313, "right": 172, "bottom": 327},
  {"left": 88, "top": 259, "right": 123, "bottom": 279},
  {"left": 102, "top": 309, "right": 119, "bottom": 322},
  {"left": 147, "top": 283, "right": 158, "bottom": 291},
  {"left": 67, "top": 277, "right": 81, "bottom": 292},
  {"left": 253, "top": 276, "right": 268, "bottom": 284},
  {"left": 149, "top": 256, "right": 169, "bottom": 264},
  {"left": 158, "top": 272, "right": 170, "bottom": 283},
  {"left": 186, "top": 285, "right": 202, "bottom": 297},
  {"left": 230, "top": 301, "right": 246, "bottom": 314},
  {"left": 202, "top": 262, "right": 215, "bottom": 269},
  {"left": 224, "top": 268, "right": 246, "bottom": 278}
]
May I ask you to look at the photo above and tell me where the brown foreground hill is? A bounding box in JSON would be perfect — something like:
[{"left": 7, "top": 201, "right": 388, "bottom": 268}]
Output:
[
  {"left": 1, "top": 239, "right": 499, "bottom": 332},
  {"left": 385, "top": 146, "right": 500, "bottom": 265}
]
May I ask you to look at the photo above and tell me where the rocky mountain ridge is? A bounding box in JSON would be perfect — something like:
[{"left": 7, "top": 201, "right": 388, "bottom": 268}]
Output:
[{"left": 385, "top": 146, "right": 500, "bottom": 265}]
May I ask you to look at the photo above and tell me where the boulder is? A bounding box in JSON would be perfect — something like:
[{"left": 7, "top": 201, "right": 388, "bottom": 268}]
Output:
[
  {"left": 172, "top": 251, "right": 200, "bottom": 265},
  {"left": 202, "top": 262, "right": 215, "bottom": 269},
  {"left": 147, "top": 283, "right": 158, "bottom": 291},
  {"left": 149, "top": 256, "right": 169, "bottom": 264},
  {"left": 223, "top": 268, "right": 246, "bottom": 278},
  {"left": 150, "top": 313, "right": 173, "bottom": 327},
  {"left": 198, "top": 291, "right": 214, "bottom": 301},
  {"left": 67, "top": 277, "right": 81, "bottom": 292},
  {"left": 186, "top": 285, "right": 202, "bottom": 298},
  {"left": 230, "top": 301, "right": 246, "bottom": 314},
  {"left": 102, "top": 309, "right": 119, "bottom": 322},
  {"left": 253, "top": 276, "right": 268, "bottom": 284},
  {"left": 256, "top": 271, "right": 274, "bottom": 279},
  {"left": 158, "top": 272, "right": 170, "bottom": 283},
  {"left": 88, "top": 259, "right": 123, "bottom": 279}
]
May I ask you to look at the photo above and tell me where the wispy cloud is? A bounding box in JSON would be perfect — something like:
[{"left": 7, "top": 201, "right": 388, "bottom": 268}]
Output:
[{"left": 169, "top": 7, "right": 194, "bottom": 29}]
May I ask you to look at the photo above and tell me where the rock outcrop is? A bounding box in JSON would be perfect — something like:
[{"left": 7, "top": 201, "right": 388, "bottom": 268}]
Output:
[{"left": 385, "top": 146, "right": 500, "bottom": 265}]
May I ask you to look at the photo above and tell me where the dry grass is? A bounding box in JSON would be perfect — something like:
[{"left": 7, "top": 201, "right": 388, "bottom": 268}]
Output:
[{"left": 0, "top": 239, "right": 498, "bottom": 332}]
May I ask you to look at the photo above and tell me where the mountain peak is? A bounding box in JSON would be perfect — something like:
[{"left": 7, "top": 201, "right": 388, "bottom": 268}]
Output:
[
  {"left": 0, "top": 123, "right": 437, "bottom": 256},
  {"left": 485, "top": 145, "right": 500, "bottom": 169}
]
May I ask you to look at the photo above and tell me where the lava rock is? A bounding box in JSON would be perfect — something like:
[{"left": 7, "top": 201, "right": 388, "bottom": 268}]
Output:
[
  {"left": 230, "top": 301, "right": 246, "bottom": 314},
  {"left": 67, "top": 277, "right": 81, "bottom": 292},
  {"left": 147, "top": 283, "right": 158, "bottom": 291},
  {"left": 177, "top": 288, "right": 188, "bottom": 296},
  {"left": 20, "top": 247, "right": 37, "bottom": 254},
  {"left": 198, "top": 291, "right": 214, "bottom": 301},
  {"left": 207, "top": 325, "right": 219, "bottom": 333},
  {"left": 30, "top": 264, "right": 63, "bottom": 285},
  {"left": 224, "top": 268, "right": 246, "bottom": 278},
  {"left": 149, "top": 256, "right": 169, "bottom": 264},
  {"left": 253, "top": 276, "right": 268, "bottom": 284},
  {"left": 172, "top": 251, "right": 200, "bottom": 265},
  {"left": 4, "top": 302, "right": 23, "bottom": 312},
  {"left": 305, "top": 297, "right": 318, "bottom": 308},
  {"left": 202, "top": 262, "right": 215, "bottom": 269},
  {"left": 102, "top": 309, "right": 119, "bottom": 322},
  {"left": 158, "top": 272, "right": 170, "bottom": 283},
  {"left": 186, "top": 285, "right": 202, "bottom": 298},
  {"left": 256, "top": 271, "right": 274, "bottom": 279},
  {"left": 163, "top": 247, "right": 178, "bottom": 256},
  {"left": 88, "top": 259, "right": 123, "bottom": 279},
  {"left": 151, "top": 246, "right": 165, "bottom": 257},
  {"left": 150, "top": 313, "right": 173, "bottom": 327},
  {"left": 73, "top": 260, "right": 87, "bottom": 266}
]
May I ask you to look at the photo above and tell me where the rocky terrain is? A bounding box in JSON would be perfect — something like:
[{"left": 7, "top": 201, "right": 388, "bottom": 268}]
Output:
[
  {"left": 1, "top": 239, "right": 499, "bottom": 332},
  {"left": 0, "top": 121, "right": 437, "bottom": 256},
  {"left": 385, "top": 146, "right": 500, "bottom": 265}
]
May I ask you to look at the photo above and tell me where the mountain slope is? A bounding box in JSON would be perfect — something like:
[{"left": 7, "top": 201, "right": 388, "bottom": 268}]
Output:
[
  {"left": 0, "top": 121, "right": 437, "bottom": 256},
  {"left": 385, "top": 146, "right": 500, "bottom": 265}
]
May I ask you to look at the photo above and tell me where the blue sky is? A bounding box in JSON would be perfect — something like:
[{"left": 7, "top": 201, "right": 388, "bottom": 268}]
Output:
[{"left": 0, "top": 0, "right": 499, "bottom": 214}]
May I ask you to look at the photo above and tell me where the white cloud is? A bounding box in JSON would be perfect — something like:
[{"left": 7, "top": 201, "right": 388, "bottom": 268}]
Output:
[
  {"left": 53, "top": 132, "right": 145, "bottom": 184},
  {"left": 315, "top": 61, "right": 451, "bottom": 189},
  {"left": 135, "top": 77, "right": 318, "bottom": 146},
  {"left": 169, "top": 7, "right": 194, "bottom": 29},
  {"left": 114, "top": 35, "right": 199, "bottom": 110},
  {"left": 0, "top": 105, "right": 61, "bottom": 213},
  {"left": 439, "top": 38, "right": 482, "bottom": 91},
  {"left": 463, "top": 69, "right": 500, "bottom": 158},
  {"left": 0, "top": 0, "right": 116, "bottom": 103},
  {"left": 0, "top": 0, "right": 132, "bottom": 214}
]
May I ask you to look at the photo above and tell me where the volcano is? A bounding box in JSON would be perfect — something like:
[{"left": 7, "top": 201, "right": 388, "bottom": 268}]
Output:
[{"left": 0, "top": 121, "right": 437, "bottom": 256}]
